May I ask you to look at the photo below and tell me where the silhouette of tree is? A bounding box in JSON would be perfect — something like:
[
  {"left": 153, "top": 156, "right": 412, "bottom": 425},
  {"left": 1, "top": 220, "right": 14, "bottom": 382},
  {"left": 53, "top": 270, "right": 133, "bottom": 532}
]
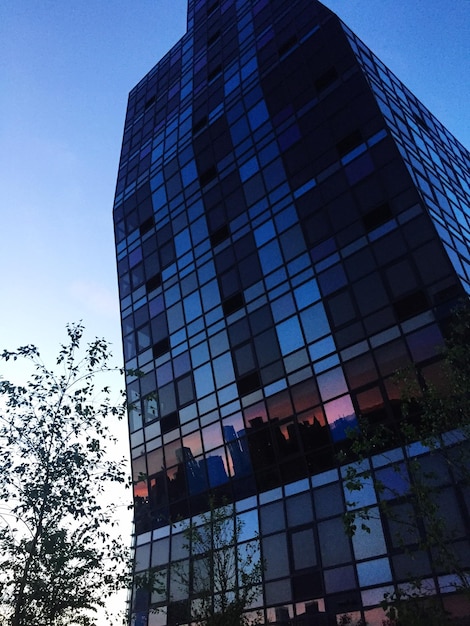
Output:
[{"left": 0, "top": 323, "right": 130, "bottom": 626}]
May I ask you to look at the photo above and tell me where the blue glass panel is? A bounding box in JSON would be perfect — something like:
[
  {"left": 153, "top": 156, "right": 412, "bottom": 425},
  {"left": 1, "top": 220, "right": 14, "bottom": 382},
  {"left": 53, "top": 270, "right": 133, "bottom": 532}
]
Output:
[
  {"left": 241, "top": 56, "right": 257, "bottom": 80},
  {"left": 300, "top": 303, "right": 330, "bottom": 342},
  {"left": 194, "top": 362, "right": 215, "bottom": 397},
  {"left": 248, "top": 100, "right": 269, "bottom": 131},
  {"left": 174, "top": 228, "right": 191, "bottom": 256},
  {"left": 324, "top": 395, "right": 357, "bottom": 442},
  {"left": 201, "top": 280, "right": 220, "bottom": 312},
  {"left": 181, "top": 161, "right": 197, "bottom": 186},
  {"left": 272, "top": 293, "right": 296, "bottom": 322},
  {"left": 191, "top": 341, "right": 210, "bottom": 367},
  {"left": 240, "top": 156, "right": 260, "bottom": 181},
  {"left": 274, "top": 205, "right": 297, "bottom": 233},
  {"left": 254, "top": 220, "right": 276, "bottom": 246},
  {"left": 276, "top": 316, "right": 304, "bottom": 355},
  {"left": 152, "top": 185, "right": 167, "bottom": 211},
  {"left": 345, "top": 152, "right": 374, "bottom": 184},
  {"left": 184, "top": 291, "right": 202, "bottom": 322},
  {"left": 294, "top": 279, "right": 320, "bottom": 310},
  {"left": 317, "top": 367, "right": 348, "bottom": 401},
  {"left": 309, "top": 335, "right": 336, "bottom": 361},
  {"left": 357, "top": 557, "right": 392, "bottom": 586},
  {"left": 258, "top": 240, "right": 283, "bottom": 274},
  {"left": 318, "top": 263, "right": 347, "bottom": 295},
  {"left": 231, "top": 117, "right": 250, "bottom": 144},
  {"left": 351, "top": 508, "right": 387, "bottom": 559}
]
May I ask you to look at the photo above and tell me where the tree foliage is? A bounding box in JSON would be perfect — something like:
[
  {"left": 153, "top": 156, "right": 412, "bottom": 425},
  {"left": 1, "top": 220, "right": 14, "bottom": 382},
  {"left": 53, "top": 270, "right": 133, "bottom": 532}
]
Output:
[
  {"left": 0, "top": 323, "right": 130, "bottom": 626},
  {"left": 343, "top": 303, "right": 470, "bottom": 622},
  {"left": 162, "top": 498, "right": 264, "bottom": 626}
]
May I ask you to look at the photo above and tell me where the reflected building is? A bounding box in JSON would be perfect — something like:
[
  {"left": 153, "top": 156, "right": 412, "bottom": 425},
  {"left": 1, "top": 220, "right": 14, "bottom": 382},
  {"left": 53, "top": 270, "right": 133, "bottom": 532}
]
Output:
[{"left": 113, "top": 0, "right": 470, "bottom": 623}]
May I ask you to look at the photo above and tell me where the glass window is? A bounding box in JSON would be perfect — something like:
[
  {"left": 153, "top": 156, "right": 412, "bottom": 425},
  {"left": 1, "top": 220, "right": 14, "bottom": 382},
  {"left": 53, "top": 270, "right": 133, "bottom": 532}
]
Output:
[
  {"left": 318, "top": 263, "right": 348, "bottom": 296},
  {"left": 344, "top": 472, "right": 377, "bottom": 510},
  {"left": 260, "top": 501, "right": 285, "bottom": 534},
  {"left": 324, "top": 565, "right": 355, "bottom": 593},
  {"left": 191, "top": 341, "right": 210, "bottom": 367},
  {"left": 300, "top": 303, "right": 330, "bottom": 343},
  {"left": 151, "top": 537, "right": 170, "bottom": 567},
  {"left": 237, "top": 509, "right": 259, "bottom": 541},
  {"left": 406, "top": 324, "right": 443, "bottom": 362},
  {"left": 183, "top": 291, "right": 203, "bottom": 323},
  {"left": 234, "top": 343, "right": 256, "bottom": 376},
  {"left": 265, "top": 579, "right": 292, "bottom": 605},
  {"left": 240, "top": 156, "right": 260, "bottom": 182},
  {"left": 277, "top": 316, "right": 304, "bottom": 355},
  {"left": 279, "top": 225, "right": 305, "bottom": 263},
  {"left": 135, "top": 543, "right": 151, "bottom": 572},
  {"left": 194, "top": 362, "right": 215, "bottom": 397},
  {"left": 272, "top": 292, "right": 296, "bottom": 322},
  {"left": 201, "top": 279, "right": 220, "bottom": 312},
  {"left": 309, "top": 335, "right": 336, "bottom": 363},
  {"left": 318, "top": 517, "right": 352, "bottom": 566},
  {"left": 202, "top": 421, "right": 223, "bottom": 452},
  {"left": 351, "top": 508, "right": 387, "bottom": 560},
  {"left": 286, "top": 493, "right": 313, "bottom": 527},
  {"left": 317, "top": 367, "right": 348, "bottom": 402},
  {"left": 292, "top": 528, "right": 316, "bottom": 570},
  {"left": 248, "top": 100, "right": 269, "bottom": 130},
  {"left": 213, "top": 352, "right": 235, "bottom": 388},
  {"left": 263, "top": 533, "right": 289, "bottom": 580},
  {"left": 324, "top": 395, "right": 357, "bottom": 442},
  {"left": 147, "top": 447, "right": 164, "bottom": 477},
  {"left": 357, "top": 557, "right": 392, "bottom": 586},
  {"left": 294, "top": 279, "right": 320, "bottom": 310},
  {"left": 291, "top": 378, "right": 320, "bottom": 412},
  {"left": 159, "top": 382, "right": 176, "bottom": 417},
  {"left": 259, "top": 239, "right": 284, "bottom": 274},
  {"left": 207, "top": 446, "right": 229, "bottom": 487},
  {"left": 254, "top": 329, "right": 282, "bottom": 367},
  {"left": 177, "top": 375, "right": 195, "bottom": 406},
  {"left": 254, "top": 219, "right": 276, "bottom": 247},
  {"left": 171, "top": 532, "right": 189, "bottom": 560},
  {"left": 343, "top": 352, "right": 378, "bottom": 389},
  {"left": 167, "top": 303, "right": 185, "bottom": 333},
  {"left": 313, "top": 482, "right": 344, "bottom": 519},
  {"left": 267, "top": 389, "right": 293, "bottom": 421}
]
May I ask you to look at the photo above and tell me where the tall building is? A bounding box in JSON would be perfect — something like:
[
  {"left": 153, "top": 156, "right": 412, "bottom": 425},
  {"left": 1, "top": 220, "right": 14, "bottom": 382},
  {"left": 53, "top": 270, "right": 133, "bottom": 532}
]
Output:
[{"left": 113, "top": 0, "right": 470, "bottom": 624}]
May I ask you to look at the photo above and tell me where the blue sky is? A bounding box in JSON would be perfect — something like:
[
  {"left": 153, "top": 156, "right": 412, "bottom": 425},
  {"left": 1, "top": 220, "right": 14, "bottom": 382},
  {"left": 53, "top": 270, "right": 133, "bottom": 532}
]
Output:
[{"left": 0, "top": 0, "right": 468, "bottom": 365}]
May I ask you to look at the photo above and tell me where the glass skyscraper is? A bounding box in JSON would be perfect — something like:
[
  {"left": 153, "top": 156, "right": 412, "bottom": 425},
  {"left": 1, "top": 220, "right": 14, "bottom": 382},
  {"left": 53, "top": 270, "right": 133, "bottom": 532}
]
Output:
[{"left": 113, "top": 0, "right": 470, "bottom": 623}]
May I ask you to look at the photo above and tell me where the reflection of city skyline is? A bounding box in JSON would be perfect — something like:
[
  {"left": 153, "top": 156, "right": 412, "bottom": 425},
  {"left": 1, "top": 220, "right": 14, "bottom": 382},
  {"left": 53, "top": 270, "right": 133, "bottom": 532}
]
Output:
[
  {"left": 270, "top": 601, "right": 335, "bottom": 625},
  {"left": 133, "top": 406, "right": 359, "bottom": 533}
]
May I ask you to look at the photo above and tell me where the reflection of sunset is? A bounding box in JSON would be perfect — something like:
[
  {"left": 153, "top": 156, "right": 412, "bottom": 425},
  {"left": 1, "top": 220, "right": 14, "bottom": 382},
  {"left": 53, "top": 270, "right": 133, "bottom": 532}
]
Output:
[
  {"left": 243, "top": 400, "right": 267, "bottom": 426},
  {"left": 323, "top": 395, "right": 357, "bottom": 442},
  {"left": 202, "top": 421, "right": 223, "bottom": 451},
  {"left": 222, "top": 412, "right": 244, "bottom": 435},
  {"left": 267, "top": 389, "right": 293, "bottom": 420},
  {"left": 133, "top": 482, "right": 148, "bottom": 499},
  {"left": 182, "top": 430, "right": 203, "bottom": 457},
  {"left": 208, "top": 446, "right": 230, "bottom": 479},
  {"left": 323, "top": 395, "right": 355, "bottom": 425},
  {"left": 298, "top": 406, "right": 326, "bottom": 428},
  {"left": 291, "top": 378, "right": 320, "bottom": 412}
]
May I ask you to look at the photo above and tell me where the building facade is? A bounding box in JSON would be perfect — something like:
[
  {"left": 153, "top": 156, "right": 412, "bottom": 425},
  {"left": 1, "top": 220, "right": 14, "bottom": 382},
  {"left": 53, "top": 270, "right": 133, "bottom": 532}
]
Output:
[{"left": 113, "top": 0, "right": 470, "bottom": 624}]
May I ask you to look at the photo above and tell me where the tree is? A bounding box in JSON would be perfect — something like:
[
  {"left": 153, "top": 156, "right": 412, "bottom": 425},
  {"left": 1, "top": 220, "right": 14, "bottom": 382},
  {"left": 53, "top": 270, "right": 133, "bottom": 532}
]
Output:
[
  {"left": 343, "top": 303, "right": 470, "bottom": 623},
  {"left": 0, "top": 323, "right": 130, "bottom": 626},
  {"left": 160, "top": 498, "right": 264, "bottom": 626}
]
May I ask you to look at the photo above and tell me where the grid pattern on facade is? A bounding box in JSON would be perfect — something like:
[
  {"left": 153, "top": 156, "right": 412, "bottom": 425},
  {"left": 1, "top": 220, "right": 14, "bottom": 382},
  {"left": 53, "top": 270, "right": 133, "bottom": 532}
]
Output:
[{"left": 113, "top": 0, "right": 470, "bottom": 623}]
